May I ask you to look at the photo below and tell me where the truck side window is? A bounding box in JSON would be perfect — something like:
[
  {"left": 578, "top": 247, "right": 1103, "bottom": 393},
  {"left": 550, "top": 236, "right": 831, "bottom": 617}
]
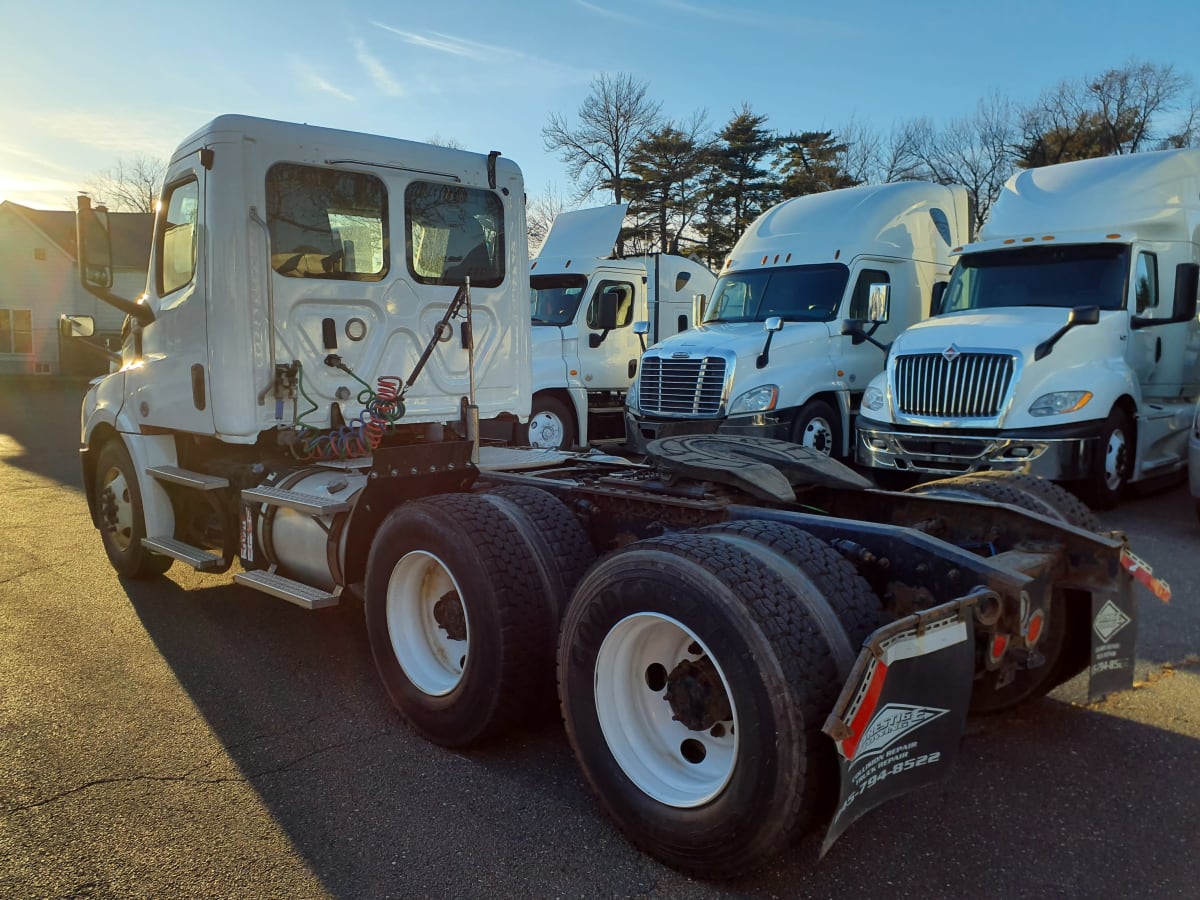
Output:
[
  {"left": 848, "top": 269, "right": 890, "bottom": 320},
  {"left": 157, "top": 178, "right": 199, "bottom": 297},
  {"left": 266, "top": 164, "right": 388, "bottom": 281},
  {"left": 406, "top": 182, "right": 504, "bottom": 288},
  {"left": 585, "top": 280, "right": 635, "bottom": 329},
  {"left": 1134, "top": 252, "right": 1158, "bottom": 313}
]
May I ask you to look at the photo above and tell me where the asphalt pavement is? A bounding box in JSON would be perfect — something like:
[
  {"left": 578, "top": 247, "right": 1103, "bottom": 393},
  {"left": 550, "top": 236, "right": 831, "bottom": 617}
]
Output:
[{"left": 1, "top": 378, "right": 1197, "bottom": 899}]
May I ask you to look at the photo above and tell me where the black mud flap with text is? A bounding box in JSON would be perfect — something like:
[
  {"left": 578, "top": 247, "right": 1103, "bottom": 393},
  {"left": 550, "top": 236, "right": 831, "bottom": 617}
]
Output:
[
  {"left": 1087, "top": 583, "right": 1137, "bottom": 702},
  {"left": 821, "top": 599, "right": 977, "bottom": 856}
]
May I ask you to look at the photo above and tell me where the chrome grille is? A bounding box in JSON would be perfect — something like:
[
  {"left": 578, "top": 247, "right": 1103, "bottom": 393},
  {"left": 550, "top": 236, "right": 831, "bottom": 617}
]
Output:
[
  {"left": 638, "top": 356, "right": 727, "bottom": 416},
  {"left": 894, "top": 353, "right": 1015, "bottom": 418}
]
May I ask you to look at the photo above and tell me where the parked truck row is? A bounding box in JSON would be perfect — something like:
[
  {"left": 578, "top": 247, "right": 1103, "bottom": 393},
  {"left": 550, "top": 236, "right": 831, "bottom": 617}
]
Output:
[{"left": 71, "top": 115, "right": 1169, "bottom": 878}]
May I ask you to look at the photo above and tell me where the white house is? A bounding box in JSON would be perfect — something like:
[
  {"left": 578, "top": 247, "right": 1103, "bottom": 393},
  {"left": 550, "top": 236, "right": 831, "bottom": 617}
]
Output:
[{"left": 0, "top": 201, "right": 152, "bottom": 376}]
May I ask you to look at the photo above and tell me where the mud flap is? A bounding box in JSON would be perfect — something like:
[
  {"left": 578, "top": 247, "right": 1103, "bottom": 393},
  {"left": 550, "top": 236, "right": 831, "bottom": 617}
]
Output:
[
  {"left": 1087, "top": 579, "right": 1137, "bottom": 703},
  {"left": 1087, "top": 548, "right": 1170, "bottom": 702},
  {"left": 821, "top": 597, "right": 978, "bottom": 856}
]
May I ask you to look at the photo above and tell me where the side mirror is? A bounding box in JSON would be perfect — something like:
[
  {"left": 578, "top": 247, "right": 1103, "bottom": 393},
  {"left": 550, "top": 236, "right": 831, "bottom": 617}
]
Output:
[
  {"left": 1174, "top": 262, "right": 1199, "bottom": 321},
  {"left": 59, "top": 314, "right": 95, "bottom": 338},
  {"left": 1068, "top": 305, "right": 1101, "bottom": 326},
  {"left": 866, "top": 283, "right": 890, "bottom": 323},
  {"left": 76, "top": 195, "right": 113, "bottom": 290},
  {"left": 691, "top": 293, "right": 707, "bottom": 326},
  {"left": 930, "top": 281, "right": 948, "bottom": 317},
  {"left": 594, "top": 287, "right": 621, "bottom": 331},
  {"left": 632, "top": 320, "right": 649, "bottom": 336},
  {"left": 763, "top": 316, "right": 783, "bottom": 333}
]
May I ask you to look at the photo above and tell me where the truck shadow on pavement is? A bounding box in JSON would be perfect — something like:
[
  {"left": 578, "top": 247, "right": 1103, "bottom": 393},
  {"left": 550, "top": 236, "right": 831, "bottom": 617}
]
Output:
[{"left": 119, "top": 573, "right": 1200, "bottom": 899}]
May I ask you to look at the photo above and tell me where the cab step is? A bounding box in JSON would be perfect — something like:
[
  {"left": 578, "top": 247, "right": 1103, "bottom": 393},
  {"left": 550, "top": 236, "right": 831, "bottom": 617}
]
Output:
[
  {"left": 146, "top": 465, "right": 230, "bottom": 490},
  {"left": 233, "top": 569, "right": 341, "bottom": 610},
  {"left": 142, "top": 536, "right": 226, "bottom": 572},
  {"left": 241, "top": 485, "right": 351, "bottom": 516}
]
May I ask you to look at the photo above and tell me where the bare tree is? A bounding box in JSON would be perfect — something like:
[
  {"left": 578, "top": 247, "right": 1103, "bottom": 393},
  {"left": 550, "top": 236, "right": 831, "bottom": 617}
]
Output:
[
  {"left": 527, "top": 184, "right": 574, "bottom": 255},
  {"left": 543, "top": 72, "right": 663, "bottom": 207},
  {"left": 86, "top": 155, "right": 167, "bottom": 212},
  {"left": 1018, "top": 61, "right": 1194, "bottom": 164},
  {"left": 899, "top": 93, "right": 1017, "bottom": 233}
]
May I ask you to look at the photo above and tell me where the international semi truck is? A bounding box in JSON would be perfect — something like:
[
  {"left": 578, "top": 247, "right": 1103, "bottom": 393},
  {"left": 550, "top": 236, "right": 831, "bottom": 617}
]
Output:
[
  {"left": 857, "top": 149, "right": 1200, "bottom": 508},
  {"left": 69, "top": 114, "right": 1167, "bottom": 879},
  {"left": 624, "top": 181, "right": 971, "bottom": 459}
]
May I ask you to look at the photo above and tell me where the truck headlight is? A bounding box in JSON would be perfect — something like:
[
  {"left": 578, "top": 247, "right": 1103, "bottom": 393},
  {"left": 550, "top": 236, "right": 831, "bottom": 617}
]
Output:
[
  {"left": 862, "top": 386, "right": 885, "bottom": 412},
  {"left": 1029, "top": 391, "right": 1092, "bottom": 417},
  {"left": 728, "top": 385, "right": 779, "bottom": 415}
]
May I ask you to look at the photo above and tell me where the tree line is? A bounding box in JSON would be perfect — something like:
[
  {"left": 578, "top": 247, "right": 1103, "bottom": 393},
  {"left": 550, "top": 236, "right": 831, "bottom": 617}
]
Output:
[{"left": 538, "top": 63, "right": 1200, "bottom": 267}]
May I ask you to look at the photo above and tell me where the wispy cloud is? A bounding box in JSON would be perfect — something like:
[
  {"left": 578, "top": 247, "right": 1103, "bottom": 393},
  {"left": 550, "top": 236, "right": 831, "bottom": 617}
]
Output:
[
  {"left": 573, "top": 0, "right": 641, "bottom": 26},
  {"left": 29, "top": 111, "right": 179, "bottom": 158},
  {"left": 653, "top": 0, "right": 743, "bottom": 23},
  {"left": 352, "top": 38, "right": 404, "bottom": 97},
  {"left": 290, "top": 59, "right": 356, "bottom": 102}
]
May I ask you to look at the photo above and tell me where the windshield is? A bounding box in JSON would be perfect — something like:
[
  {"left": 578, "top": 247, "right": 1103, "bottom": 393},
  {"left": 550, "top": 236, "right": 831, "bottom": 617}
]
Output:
[
  {"left": 940, "top": 244, "right": 1130, "bottom": 314},
  {"left": 703, "top": 264, "right": 850, "bottom": 324},
  {"left": 530, "top": 273, "right": 588, "bottom": 325}
]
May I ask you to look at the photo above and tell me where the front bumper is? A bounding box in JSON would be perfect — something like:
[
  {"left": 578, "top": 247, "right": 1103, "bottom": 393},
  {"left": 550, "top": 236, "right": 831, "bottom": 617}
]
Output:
[
  {"left": 856, "top": 417, "right": 1099, "bottom": 480},
  {"left": 625, "top": 410, "right": 790, "bottom": 453}
]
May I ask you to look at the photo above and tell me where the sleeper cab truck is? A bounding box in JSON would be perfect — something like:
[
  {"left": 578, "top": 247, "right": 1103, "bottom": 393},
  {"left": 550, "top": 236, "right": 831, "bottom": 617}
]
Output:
[
  {"left": 624, "top": 181, "right": 971, "bottom": 459},
  {"left": 857, "top": 148, "right": 1200, "bottom": 508}
]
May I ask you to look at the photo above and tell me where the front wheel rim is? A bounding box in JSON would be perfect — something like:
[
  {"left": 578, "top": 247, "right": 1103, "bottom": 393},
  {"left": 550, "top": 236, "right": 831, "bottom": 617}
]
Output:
[
  {"left": 386, "top": 550, "right": 470, "bottom": 696},
  {"left": 594, "top": 613, "right": 739, "bottom": 807},
  {"left": 800, "top": 417, "right": 835, "bottom": 456},
  {"left": 1103, "top": 428, "right": 1128, "bottom": 491},
  {"left": 100, "top": 465, "right": 135, "bottom": 550},
  {"left": 527, "top": 411, "right": 565, "bottom": 448}
]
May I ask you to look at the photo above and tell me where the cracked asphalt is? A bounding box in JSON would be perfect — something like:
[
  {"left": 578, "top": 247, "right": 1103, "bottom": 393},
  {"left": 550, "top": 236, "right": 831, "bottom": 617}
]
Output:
[{"left": 2, "top": 379, "right": 1198, "bottom": 899}]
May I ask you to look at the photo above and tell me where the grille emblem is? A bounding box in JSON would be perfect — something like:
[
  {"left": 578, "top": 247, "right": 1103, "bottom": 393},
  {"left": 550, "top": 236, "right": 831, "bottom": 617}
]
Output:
[
  {"left": 942, "top": 344, "right": 961, "bottom": 362},
  {"left": 672, "top": 352, "right": 690, "bottom": 359}
]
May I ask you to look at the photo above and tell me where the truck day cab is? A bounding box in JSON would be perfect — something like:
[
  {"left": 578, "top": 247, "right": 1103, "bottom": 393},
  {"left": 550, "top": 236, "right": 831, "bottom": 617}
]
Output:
[
  {"left": 857, "top": 149, "right": 1200, "bottom": 508},
  {"left": 523, "top": 204, "right": 715, "bottom": 448},
  {"left": 624, "top": 181, "right": 971, "bottom": 458},
  {"left": 71, "top": 114, "right": 1167, "bottom": 879}
]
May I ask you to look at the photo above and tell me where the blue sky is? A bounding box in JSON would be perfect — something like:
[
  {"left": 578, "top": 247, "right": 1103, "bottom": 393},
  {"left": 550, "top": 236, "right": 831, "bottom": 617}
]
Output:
[{"left": 2, "top": 0, "right": 1198, "bottom": 210}]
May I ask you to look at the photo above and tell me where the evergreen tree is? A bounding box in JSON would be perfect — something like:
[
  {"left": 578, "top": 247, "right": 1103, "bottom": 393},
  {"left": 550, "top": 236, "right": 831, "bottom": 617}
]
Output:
[
  {"left": 624, "top": 116, "right": 711, "bottom": 255},
  {"left": 774, "top": 130, "right": 858, "bottom": 198}
]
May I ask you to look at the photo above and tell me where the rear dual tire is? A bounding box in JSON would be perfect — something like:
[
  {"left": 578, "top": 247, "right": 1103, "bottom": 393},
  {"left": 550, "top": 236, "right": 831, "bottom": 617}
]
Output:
[{"left": 559, "top": 524, "right": 881, "bottom": 879}]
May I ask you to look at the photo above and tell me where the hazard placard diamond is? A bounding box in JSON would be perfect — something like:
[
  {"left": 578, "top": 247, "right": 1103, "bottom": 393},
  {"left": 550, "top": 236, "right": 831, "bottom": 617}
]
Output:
[{"left": 1093, "top": 599, "right": 1131, "bottom": 643}]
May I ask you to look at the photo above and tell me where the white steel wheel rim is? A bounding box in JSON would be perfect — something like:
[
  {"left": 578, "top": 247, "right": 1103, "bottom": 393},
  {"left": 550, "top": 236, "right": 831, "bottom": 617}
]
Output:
[
  {"left": 800, "top": 417, "right": 835, "bottom": 456},
  {"left": 102, "top": 465, "right": 135, "bottom": 550},
  {"left": 594, "top": 612, "right": 739, "bottom": 807},
  {"left": 527, "top": 410, "right": 565, "bottom": 448},
  {"left": 1103, "top": 428, "right": 1127, "bottom": 490},
  {"left": 386, "top": 550, "right": 470, "bottom": 696}
]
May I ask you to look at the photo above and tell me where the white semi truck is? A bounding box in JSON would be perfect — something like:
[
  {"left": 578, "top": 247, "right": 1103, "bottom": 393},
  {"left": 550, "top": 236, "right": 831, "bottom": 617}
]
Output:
[
  {"left": 624, "top": 182, "right": 971, "bottom": 458},
  {"left": 70, "top": 114, "right": 1167, "bottom": 879},
  {"left": 523, "top": 204, "right": 715, "bottom": 448},
  {"left": 857, "top": 149, "right": 1200, "bottom": 508}
]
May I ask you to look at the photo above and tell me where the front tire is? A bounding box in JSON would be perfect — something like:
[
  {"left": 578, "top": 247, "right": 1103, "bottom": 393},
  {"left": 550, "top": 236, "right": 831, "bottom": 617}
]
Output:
[
  {"left": 1082, "top": 407, "right": 1133, "bottom": 510},
  {"left": 93, "top": 440, "right": 172, "bottom": 578},
  {"left": 520, "top": 393, "right": 576, "bottom": 450},
  {"left": 558, "top": 532, "right": 842, "bottom": 879},
  {"left": 790, "top": 399, "right": 840, "bottom": 459},
  {"left": 364, "top": 493, "right": 555, "bottom": 747}
]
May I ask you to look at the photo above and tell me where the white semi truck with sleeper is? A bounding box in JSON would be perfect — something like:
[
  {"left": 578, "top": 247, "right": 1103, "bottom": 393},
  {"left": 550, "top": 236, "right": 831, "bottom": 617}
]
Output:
[
  {"left": 624, "top": 181, "right": 971, "bottom": 459},
  {"left": 69, "top": 114, "right": 1167, "bottom": 879},
  {"left": 857, "top": 149, "right": 1200, "bottom": 508}
]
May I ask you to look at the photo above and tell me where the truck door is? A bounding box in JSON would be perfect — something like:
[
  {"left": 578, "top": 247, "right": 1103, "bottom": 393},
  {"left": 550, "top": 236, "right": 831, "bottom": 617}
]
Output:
[
  {"left": 833, "top": 266, "right": 894, "bottom": 398},
  {"left": 1128, "top": 249, "right": 1197, "bottom": 398},
  {"left": 125, "top": 165, "right": 216, "bottom": 435},
  {"left": 578, "top": 275, "right": 641, "bottom": 392}
]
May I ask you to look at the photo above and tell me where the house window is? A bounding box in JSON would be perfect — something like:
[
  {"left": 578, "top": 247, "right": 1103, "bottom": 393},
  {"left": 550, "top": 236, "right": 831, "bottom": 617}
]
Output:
[
  {"left": 0, "top": 309, "right": 33, "bottom": 354},
  {"left": 266, "top": 163, "right": 388, "bottom": 280}
]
